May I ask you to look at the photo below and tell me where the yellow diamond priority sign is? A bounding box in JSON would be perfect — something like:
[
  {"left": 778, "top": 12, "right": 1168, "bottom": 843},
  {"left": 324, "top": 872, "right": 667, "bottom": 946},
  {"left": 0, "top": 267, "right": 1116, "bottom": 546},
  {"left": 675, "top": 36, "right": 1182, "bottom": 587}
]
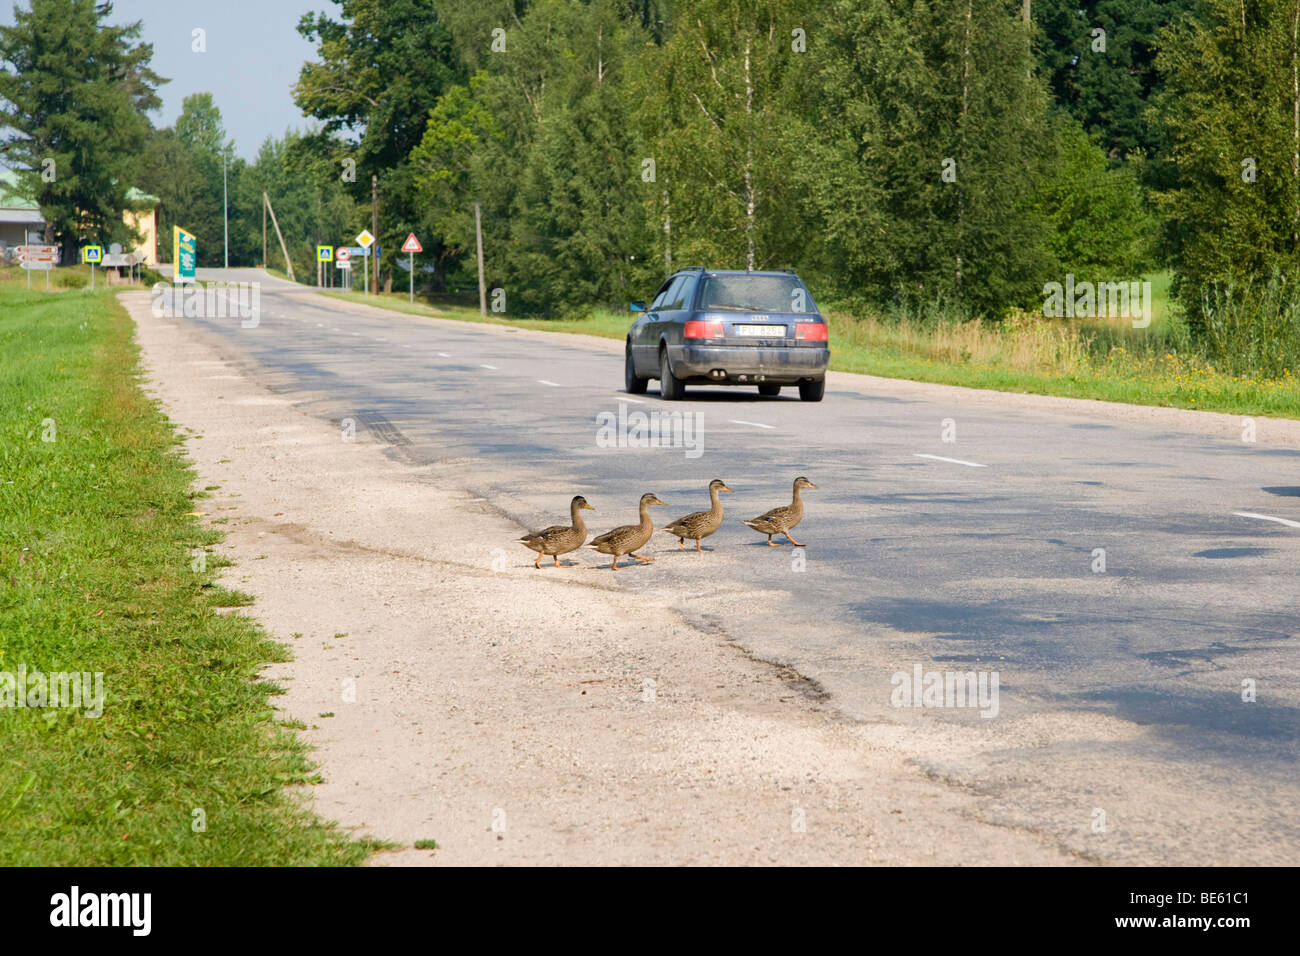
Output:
[{"left": 355, "top": 229, "right": 374, "bottom": 249}]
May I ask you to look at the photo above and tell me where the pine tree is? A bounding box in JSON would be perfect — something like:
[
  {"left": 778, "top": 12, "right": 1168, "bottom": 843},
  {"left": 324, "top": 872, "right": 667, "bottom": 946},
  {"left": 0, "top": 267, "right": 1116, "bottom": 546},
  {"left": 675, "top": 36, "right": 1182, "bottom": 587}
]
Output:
[{"left": 0, "top": 0, "right": 163, "bottom": 262}]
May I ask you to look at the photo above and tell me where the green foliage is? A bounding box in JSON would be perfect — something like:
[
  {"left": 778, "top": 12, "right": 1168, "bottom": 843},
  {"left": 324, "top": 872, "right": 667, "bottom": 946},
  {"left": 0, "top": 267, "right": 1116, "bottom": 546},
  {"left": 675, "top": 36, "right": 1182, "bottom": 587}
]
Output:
[
  {"left": 1153, "top": 0, "right": 1300, "bottom": 331},
  {"left": 1035, "top": 0, "right": 1192, "bottom": 159},
  {"left": 1197, "top": 273, "right": 1300, "bottom": 378},
  {"left": 1039, "top": 119, "right": 1156, "bottom": 276},
  {"left": 295, "top": 0, "right": 463, "bottom": 287},
  {"left": 0, "top": 0, "right": 163, "bottom": 262},
  {"left": 137, "top": 95, "right": 235, "bottom": 267}
]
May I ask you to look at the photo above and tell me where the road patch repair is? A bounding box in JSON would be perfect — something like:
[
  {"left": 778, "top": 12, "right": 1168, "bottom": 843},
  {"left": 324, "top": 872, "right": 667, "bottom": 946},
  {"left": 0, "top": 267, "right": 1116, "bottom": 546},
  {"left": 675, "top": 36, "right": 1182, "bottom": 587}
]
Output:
[{"left": 121, "top": 290, "right": 1076, "bottom": 865}]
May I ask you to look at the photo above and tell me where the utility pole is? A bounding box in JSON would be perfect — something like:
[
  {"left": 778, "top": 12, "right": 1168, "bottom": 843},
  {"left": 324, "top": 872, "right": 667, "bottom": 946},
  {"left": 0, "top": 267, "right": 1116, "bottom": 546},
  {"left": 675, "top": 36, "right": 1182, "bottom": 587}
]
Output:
[
  {"left": 371, "top": 174, "right": 379, "bottom": 295},
  {"left": 223, "top": 152, "right": 229, "bottom": 269},
  {"left": 262, "top": 195, "right": 267, "bottom": 268},
  {"left": 263, "top": 192, "right": 295, "bottom": 282},
  {"left": 475, "top": 201, "right": 487, "bottom": 316}
]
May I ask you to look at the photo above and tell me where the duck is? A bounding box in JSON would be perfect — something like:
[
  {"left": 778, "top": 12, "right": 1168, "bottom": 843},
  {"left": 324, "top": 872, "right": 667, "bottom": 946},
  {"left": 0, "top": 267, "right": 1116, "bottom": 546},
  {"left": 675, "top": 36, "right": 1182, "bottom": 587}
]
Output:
[
  {"left": 740, "top": 476, "right": 817, "bottom": 546},
  {"left": 589, "top": 493, "right": 667, "bottom": 569},
  {"left": 519, "top": 495, "right": 595, "bottom": 568},
  {"left": 662, "top": 479, "right": 734, "bottom": 551}
]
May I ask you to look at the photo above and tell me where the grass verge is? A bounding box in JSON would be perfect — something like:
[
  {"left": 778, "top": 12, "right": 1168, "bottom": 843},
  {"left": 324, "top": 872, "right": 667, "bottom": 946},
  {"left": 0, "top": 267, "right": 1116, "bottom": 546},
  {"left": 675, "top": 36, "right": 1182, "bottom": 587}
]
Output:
[
  {"left": 318, "top": 272, "right": 1300, "bottom": 419},
  {"left": 0, "top": 277, "right": 375, "bottom": 864}
]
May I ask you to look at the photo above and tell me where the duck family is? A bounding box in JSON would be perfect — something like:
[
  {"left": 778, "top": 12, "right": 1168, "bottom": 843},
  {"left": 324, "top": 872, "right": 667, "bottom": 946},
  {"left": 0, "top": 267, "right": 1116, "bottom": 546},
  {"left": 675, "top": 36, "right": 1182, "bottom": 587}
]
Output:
[{"left": 517, "top": 477, "right": 816, "bottom": 570}]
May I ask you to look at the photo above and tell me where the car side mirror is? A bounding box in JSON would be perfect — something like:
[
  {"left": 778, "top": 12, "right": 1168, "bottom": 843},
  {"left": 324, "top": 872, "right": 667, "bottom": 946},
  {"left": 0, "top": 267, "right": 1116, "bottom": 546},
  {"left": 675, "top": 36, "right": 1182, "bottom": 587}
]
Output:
[{"left": 629, "top": 301, "right": 647, "bottom": 312}]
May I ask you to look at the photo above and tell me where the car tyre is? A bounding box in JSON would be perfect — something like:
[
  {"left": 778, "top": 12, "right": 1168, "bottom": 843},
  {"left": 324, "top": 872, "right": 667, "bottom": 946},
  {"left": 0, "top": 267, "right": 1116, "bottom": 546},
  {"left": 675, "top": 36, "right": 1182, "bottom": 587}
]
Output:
[
  {"left": 659, "top": 347, "right": 686, "bottom": 401},
  {"left": 758, "top": 383, "right": 781, "bottom": 397},
  {"left": 799, "top": 379, "right": 825, "bottom": 402},
  {"left": 625, "top": 342, "right": 648, "bottom": 394}
]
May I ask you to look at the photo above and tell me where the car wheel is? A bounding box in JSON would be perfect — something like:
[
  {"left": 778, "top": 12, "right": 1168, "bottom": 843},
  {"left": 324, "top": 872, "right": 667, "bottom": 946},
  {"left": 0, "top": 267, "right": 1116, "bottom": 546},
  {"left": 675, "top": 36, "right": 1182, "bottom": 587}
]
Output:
[
  {"left": 798, "top": 378, "right": 825, "bottom": 402},
  {"left": 758, "top": 383, "right": 781, "bottom": 397},
  {"left": 625, "top": 342, "right": 648, "bottom": 394},
  {"left": 659, "top": 347, "right": 686, "bottom": 401}
]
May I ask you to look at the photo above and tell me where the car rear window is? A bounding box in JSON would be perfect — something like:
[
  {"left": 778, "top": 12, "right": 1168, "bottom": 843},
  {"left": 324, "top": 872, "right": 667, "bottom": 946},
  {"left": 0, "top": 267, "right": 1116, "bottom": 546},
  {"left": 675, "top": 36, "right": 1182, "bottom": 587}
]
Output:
[{"left": 698, "top": 275, "right": 815, "bottom": 313}]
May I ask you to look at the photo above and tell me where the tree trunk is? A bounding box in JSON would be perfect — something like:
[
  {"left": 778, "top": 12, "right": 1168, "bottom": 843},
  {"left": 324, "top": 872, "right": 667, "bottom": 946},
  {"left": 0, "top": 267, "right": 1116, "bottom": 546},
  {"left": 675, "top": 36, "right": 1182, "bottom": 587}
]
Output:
[
  {"left": 1293, "top": 4, "right": 1299, "bottom": 244},
  {"left": 957, "top": 0, "right": 972, "bottom": 289},
  {"left": 743, "top": 38, "right": 755, "bottom": 272},
  {"left": 663, "top": 189, "right": 672, "bottom": 273}
]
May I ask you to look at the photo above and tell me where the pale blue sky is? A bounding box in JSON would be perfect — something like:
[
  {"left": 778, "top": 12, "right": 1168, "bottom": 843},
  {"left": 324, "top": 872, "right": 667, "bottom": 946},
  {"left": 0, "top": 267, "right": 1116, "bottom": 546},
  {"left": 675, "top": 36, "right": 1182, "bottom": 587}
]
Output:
[{"left": 3, "top": 0, "right": 326, "bottom": 159}]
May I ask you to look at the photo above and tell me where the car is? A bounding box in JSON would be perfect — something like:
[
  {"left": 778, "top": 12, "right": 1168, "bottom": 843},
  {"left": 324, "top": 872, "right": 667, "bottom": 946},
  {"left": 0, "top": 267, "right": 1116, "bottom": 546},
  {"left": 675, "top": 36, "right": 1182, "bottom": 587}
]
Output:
[{"left": 624, "top": 267, "right": 830, "bottom": 401}]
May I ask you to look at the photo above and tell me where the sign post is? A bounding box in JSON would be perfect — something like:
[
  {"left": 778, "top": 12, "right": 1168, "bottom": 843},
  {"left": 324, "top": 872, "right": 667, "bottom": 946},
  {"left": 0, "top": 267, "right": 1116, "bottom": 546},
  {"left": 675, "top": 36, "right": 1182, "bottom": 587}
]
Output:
[
  {"left": 401, "top": 233, "right": 422, "bottom": 303},
  {"left": 173, "top": 226, "right": 197, "bottom": 283},
  {"left": 316, "top": 245, "right": 333, "bottom": 289},
  {"left": 17, "top": 245, "right": 57, "bottom": 289},
  {"left": 82, "top": 244, "right": 103, "bottom": 290},
  {"left": 355, "top": 230, "right": 374, "bottom": 295}
]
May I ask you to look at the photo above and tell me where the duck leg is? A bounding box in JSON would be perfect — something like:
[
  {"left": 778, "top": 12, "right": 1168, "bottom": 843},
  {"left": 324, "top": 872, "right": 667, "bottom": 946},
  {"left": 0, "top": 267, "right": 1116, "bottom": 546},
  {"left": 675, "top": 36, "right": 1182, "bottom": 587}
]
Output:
[
  {"left": 783, "top": 532, "right": 804, "bottom": 547},
  {"left": 611, "top": 555, "right": 620, "bottom": 570},
  {"left": 695, "top": 538, "right": 703, "bottom": 552},
  {"left": 630, "top": 552, "right": 654, "bottom": 563},
  {"left": 677, "top": 538, "right": 685, "bottom": 550},
  {"left": 534, "top": 552, "right": 542, "bottom": 569},
  {"left": 767, "top": 535, "right": 778, "bottom": 547},
  {"left": 553, "top": 554, "right": 561, "bottom": 567}
]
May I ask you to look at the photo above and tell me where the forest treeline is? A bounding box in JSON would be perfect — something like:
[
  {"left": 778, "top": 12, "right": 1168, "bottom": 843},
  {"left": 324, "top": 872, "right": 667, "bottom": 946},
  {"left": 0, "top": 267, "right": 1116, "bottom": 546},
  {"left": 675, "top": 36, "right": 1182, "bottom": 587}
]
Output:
[{"left": 5, "top": 0, "right": 1300, "bottom": 341}]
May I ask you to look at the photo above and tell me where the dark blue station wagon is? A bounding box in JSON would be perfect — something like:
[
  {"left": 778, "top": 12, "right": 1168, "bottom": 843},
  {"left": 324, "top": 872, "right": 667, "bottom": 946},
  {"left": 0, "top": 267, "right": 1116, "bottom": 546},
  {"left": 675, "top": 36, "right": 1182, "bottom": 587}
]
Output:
[{"left": 625, "top": 267, "right": 830, "bottom": 401}]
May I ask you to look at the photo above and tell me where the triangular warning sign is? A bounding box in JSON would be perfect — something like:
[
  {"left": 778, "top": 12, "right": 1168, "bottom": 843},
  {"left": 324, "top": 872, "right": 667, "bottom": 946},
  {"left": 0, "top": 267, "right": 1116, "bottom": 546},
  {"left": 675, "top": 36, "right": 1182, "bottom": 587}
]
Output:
[{"left": 401, "top": 233, "right": 423, "bottom": 253}]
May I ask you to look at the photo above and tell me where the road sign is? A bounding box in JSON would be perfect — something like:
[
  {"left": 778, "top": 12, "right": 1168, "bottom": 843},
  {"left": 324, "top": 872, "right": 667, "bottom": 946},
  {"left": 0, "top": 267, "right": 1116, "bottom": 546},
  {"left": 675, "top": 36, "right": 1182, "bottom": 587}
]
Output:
[
  {"left": 16, "top": 244, "right": 58, "bottom": 258},
  {"left": 19, "top": 259, "right": 53, "bottom": 270},
  {"left": 336, "top": 247, "right": 351, "bottom": 262},
  {"left": 317, "top": 245, "right": 334, "bottom": 262},
  {"left": 101, "top": 253, "right": 138, "bottom": 267},
  {"left": 402, "top": 234, "right": 422, "bottom": 253},
  {"left": 355, "top": 229, "right": 374, "bottom": 248},
  {"left": 335, "top": 260, "right": 352, "bottom": 269},
  {"left": 81, "top": 245, "right": 102, "bottom": 263}
]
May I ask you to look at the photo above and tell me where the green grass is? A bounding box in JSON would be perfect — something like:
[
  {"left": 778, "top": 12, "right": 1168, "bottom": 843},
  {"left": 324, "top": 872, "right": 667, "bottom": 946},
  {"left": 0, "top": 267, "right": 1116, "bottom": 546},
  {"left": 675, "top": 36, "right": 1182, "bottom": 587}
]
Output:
[
  {"left": 0, "top": 276, "right": 377, "bottom": 865},
  {"left": 313, "top": 270, "right": 1300, "bottom": 419}
]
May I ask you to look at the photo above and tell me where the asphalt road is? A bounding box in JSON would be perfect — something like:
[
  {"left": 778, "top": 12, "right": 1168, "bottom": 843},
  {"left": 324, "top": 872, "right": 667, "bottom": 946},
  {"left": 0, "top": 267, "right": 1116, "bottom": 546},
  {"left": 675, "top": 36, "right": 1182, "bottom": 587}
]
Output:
[{"left": 163, "top": 268, "right": 1300, "bottom": 864}]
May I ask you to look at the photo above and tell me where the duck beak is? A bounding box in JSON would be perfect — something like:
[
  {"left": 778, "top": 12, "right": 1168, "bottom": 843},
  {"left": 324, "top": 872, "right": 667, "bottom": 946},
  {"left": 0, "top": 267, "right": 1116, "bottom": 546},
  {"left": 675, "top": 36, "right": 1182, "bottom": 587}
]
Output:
[
  {"left": 583, "top": 502, "right": 595, "bottom": 510},
  {"left": 806, "top": 481, "right": 819, "bottom": 489},
  {"left": 721, "top": 484, "right": 735, "bottom": 494}
]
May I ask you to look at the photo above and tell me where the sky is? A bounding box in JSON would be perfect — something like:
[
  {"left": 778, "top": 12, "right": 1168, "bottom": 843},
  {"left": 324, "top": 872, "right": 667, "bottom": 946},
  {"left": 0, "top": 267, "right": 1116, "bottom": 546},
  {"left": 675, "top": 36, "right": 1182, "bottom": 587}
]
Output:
[{"left": 3, "top": 0, "right": 326, "bottom": 159}]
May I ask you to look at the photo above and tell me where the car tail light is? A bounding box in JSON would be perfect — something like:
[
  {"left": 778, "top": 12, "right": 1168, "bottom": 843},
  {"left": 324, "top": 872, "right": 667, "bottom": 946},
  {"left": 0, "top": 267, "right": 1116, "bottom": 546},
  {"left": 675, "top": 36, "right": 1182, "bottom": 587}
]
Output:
[
  {"left": 684, "top": 319, "right": 724, "bottom": 339},
  {"left": 795, "top": 322, "right": 828, "bottom": 341}
]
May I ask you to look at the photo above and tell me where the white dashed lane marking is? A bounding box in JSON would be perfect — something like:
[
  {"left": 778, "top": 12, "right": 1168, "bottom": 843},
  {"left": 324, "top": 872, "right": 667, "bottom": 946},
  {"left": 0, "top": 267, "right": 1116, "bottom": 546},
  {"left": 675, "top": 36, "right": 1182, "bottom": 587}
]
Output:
[
  {"left": 1234, "top": 511, "right": 1300, "bottom": 529},
  {"left": 914, "top": 453, "right": 987, "bottom": 468},
  {"left": 480, "top": 364, "right": 498, "bottom": 370},
  {"left": 730, "top": 419, "right": 775, "bottom": 430}
]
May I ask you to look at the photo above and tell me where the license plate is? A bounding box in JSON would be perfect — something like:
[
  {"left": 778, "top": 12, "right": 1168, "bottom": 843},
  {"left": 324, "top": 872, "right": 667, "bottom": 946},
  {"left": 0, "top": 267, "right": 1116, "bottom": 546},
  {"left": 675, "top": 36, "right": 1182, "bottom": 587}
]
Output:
[{"left": 733, "top": 324, "right": 786, "bottom": 337}]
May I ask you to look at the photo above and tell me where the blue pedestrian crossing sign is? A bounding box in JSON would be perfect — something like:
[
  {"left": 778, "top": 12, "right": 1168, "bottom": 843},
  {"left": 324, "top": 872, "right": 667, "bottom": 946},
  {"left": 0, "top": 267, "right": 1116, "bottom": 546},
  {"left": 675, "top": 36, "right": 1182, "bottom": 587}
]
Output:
[
  {"left": 82, "top": 245, "right": 103, "bottom": 264},
  {"left": 317, "top": 245, "right": 334, "bottom": 262}
]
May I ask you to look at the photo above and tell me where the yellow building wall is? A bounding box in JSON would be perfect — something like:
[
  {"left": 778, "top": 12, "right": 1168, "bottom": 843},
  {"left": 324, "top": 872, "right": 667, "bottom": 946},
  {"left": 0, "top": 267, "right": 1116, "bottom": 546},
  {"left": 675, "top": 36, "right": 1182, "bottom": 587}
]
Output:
[{"left": 124, "top": 206, "right": 158, "bottom": 264}]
